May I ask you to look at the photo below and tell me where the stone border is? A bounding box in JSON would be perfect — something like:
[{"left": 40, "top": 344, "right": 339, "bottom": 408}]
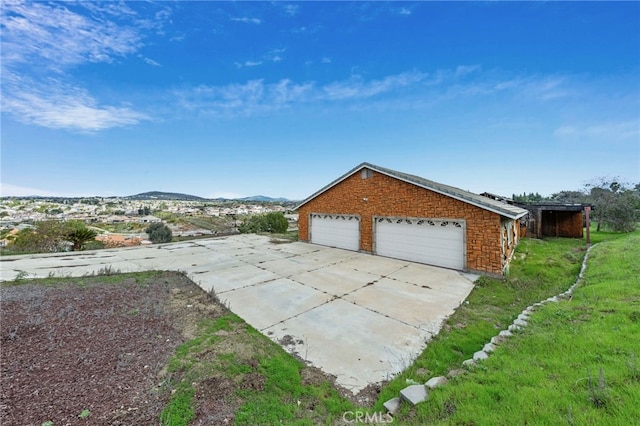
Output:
[{"left": 383, "top": 243, "right": 596, "bottom": 413}]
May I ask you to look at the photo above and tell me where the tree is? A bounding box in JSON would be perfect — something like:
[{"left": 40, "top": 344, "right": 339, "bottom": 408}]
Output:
[
  {"left": 63, "top": 220, "right": 97, "bottom": 251},
  {"left": 9, "top": 221, "right": 66, "bottom": 253},
  {"left": 549, "top": 190, "right": 588, "bottom": 204},
  {"left": 238, "top": 212, "right": 289, "bottom": 234},
  {"left": 264, "top": 212, "right": 289, "bottom": 233},
  {"left": 585, "top": 178, "right": 638, "bottom": 232},
  {"left": 146, "top": 222, "right": 172, "bottom": 243}
]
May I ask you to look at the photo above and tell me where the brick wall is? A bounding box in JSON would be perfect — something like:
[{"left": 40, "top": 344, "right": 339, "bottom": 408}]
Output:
[{"left": 298, "top": 169, "right": 508, "bottom": 275}]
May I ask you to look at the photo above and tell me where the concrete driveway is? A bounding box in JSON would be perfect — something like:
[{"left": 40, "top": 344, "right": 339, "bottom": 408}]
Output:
[{"left": 0, "top": 234, "right": 477, "bottom": 393}]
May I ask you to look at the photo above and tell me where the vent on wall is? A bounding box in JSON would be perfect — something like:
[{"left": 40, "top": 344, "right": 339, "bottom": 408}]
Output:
[{"left": 361, "top": 169, "right": 373, "bottom": 179}]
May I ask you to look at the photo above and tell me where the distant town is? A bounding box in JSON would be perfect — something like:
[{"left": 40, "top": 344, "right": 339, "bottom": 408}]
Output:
[{"left": 0, "top": 192, "right": 299, "bottom": 249}]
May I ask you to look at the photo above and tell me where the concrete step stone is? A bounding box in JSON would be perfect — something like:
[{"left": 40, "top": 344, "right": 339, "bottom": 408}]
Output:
[
  {"left": 514, "top": 318, "right": 529, "bottom": 327},
  {"left": 462, "top": 359, "right": 476, "bottom": 368},
  {"left": 508, "top": 324, "right": 521, "bottom": 332},
  {"left": 399, "top": 384, "right": 428, "bottom": 406},
  {"left": 483, "top": 342, "right": 497, "bottom": 353},
  {"left": 383, "top": 397, "right": 401, "bottom": 414},
  {"left": 491, "top": 335, "right": 508, "bottom": 345},
  {"left": 499, "top": 330, "right": 513, "bottom": 337},
  {"left": 473, "top": 350, "right": 489, "bottom": 361},
  {"left": 425, "top": 376, "right": 448, "bottom": 389}
]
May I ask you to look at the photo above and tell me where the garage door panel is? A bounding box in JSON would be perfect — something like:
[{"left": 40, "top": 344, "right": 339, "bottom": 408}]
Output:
[
  {"left": 310, "top": 214, "right": 360, "bottom": 251},
  {"left": 375, "top": 218, "right": 464, "bottom": 270}
]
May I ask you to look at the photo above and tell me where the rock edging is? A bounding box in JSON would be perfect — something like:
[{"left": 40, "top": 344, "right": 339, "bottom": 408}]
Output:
[{"left": 383, "top": 243, "right": 596, "bottom": 415}]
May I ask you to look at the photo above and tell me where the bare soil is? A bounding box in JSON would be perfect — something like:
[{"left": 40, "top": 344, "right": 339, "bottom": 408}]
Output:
[
  {"left": 1, "top": 271, "right": 379, "bottom": 426},
  {"left": 0, "top": 272, "right": 210, "bottom": 425}
]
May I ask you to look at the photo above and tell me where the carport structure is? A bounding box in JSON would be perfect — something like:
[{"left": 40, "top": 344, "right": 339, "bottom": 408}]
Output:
[{"left": 0, "top": 234, "right": 477, "bottom": 393}]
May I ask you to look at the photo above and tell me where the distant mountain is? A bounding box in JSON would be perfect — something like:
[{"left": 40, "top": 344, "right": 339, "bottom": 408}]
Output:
[
  {"left": 127, "top": 191, "right": 206, "bottom": 201},
  {"left": 238, "top": 195, "right": 290, "bottom": 202},
  {"left": 126, "top": 192, "right": 291, "bottom": 202}
]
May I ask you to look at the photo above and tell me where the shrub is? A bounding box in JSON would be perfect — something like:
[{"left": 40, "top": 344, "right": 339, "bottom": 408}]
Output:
[
  {"left": 239, "top": 212, "right": 288, "bottom": 234},
  {"left": 146, "top": 223, "right": 173, "bottom": 243}
]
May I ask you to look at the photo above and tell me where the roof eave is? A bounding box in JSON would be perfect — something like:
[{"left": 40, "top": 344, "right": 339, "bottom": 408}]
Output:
[{"left": 295, "top": 162, "right": 529, "bottom": 220}]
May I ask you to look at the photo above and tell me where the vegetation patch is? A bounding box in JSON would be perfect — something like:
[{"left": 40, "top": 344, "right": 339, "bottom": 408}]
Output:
[{"left": 378, "top": 231, "right": 640, "bottom": 424}]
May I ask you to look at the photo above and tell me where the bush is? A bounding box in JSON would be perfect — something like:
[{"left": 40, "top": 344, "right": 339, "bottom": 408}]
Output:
[
  {"left": 146, "top": 223, "right": 173, "bottom": 243},
  {"left": 239, "top": 212, "right": 289, "bottom": 234}
]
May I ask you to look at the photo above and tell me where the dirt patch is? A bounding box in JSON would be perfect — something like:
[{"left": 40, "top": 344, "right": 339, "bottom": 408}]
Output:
[{"left": 0, "top": 272, "right": 220, "bottom": 425}]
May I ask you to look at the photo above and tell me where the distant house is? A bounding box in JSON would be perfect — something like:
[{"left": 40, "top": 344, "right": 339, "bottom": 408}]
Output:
[
  {"left": 138, "top": 215, "right": 162, "bottom": 224},
  {"left": 296, "top": 162, "right": 529, "bottom": 276}
]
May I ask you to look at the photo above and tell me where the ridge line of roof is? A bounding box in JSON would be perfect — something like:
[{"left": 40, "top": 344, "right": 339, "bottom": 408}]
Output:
[{"left": 295, "top": 162, "right": 529, "bottom": 220}]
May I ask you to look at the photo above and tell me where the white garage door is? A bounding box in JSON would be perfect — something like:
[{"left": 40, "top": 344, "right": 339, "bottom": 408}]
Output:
[
  {"left": 310, "top": 213, "right": 360, "bottom": 251},
  {"left": 375, "top": 217, "right": 465, "bottom": 270}
]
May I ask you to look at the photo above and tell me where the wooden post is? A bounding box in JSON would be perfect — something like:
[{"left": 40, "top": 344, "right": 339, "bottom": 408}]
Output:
[{"left": 585, "top": 206, "right": 591, "bottom": 245}]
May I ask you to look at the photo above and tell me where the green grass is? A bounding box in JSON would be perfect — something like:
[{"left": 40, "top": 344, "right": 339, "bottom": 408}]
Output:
[
  {"left": 0, "top": 270, "right": 161, "bottom": 288},
  {"left": 382, "top": 230, "right": 640, "bottom": 424},
  {"left": 376, "top": 236, "right": 588, "bottom": 406}
]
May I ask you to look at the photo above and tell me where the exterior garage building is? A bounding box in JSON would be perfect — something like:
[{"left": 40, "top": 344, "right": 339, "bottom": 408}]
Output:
[{"left": 296, "top": 163, "right": 529, "bottom": 276}]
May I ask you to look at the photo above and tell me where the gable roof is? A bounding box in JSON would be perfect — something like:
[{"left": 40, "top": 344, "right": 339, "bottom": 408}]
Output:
[{"left": 296, "top": 162, "right": 529, "bottom": 220}]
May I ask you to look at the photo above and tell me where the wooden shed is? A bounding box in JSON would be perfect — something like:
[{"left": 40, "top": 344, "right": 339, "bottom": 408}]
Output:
[{"left": 517, "top": 203, "right": 588, "bottom": 239}]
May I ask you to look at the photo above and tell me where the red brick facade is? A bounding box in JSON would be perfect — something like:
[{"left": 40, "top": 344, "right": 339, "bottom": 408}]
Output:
[{"left": 298, "top": 170, "right": 517, "bottom": 276}]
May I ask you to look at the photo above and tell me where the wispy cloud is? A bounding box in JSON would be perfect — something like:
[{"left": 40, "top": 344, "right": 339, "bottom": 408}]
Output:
[
  {"left": 235, "top": 48, "right": 286, "bottom": 68},
  {"left": 1, "top": 72, "right": 149, "bottom": 132},
  {"left": 1, "top": 1, "right": 142, "bottom": 69},
  {"left": 173, "top": 70, "right": 429, "bottom": 117},
  {"left": 455, "top": 64, "right": 481, "bottom": 78},
  {"left": 321, "top": 71, "right": 427, "bottom": 100},
  {"left": 235, "top": 60, "right": 263, "bottom": 68},
  {"left": 0, "top": 183, "right": 91, "bottom": 198},
  {"left": 554, "top": 121, "right": 639, "bottom": 141},
  {"left": 274, "top": 3, "right": 299, "bottom": 17},
  {"left": 0, "top": 0, "right": 166, "bottom": 131},
  {"left": 231, "top": 17, "right": 262, "bottom": 24},
  {"left": 265, "top": 48, "right": 286, "bottom": 62},
  {"left": 142, "top": 56, "right": 161, "bottom": 67},
  {"left": 170, "top": 66, "right": 597, "bottom": 120}
]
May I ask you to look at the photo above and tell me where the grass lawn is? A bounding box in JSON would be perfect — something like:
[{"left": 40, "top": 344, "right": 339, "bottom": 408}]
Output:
[{"left": 378, "top": 230, "right": 640, "bottom": 424}]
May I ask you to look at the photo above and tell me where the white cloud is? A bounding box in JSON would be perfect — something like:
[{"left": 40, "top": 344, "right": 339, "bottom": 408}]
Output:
[
  {"left": 236, "top": 60, "right": 263, "bottom": 68},
  {"left": 455, "top": 65, "right": 481, "bottom": 78},
  {"left": 285, "top": 4, "right": 300, "bottom": 16},
  {"left": 321, "top": 57, "right": 332, "bottom": 64},
  {"left": 0, "top": 183, "right": 89, "bottom": 198},
  {"left": 142, "top": 57, "right": 161, "bottom": 67},
  {"left": 170, "top": 66, "right": 621, "bottom": 125},
  {"left": 321, "top": 71, "right": 427, "bottom": 100},
  {"left": 265, "top": 48, "right": 286, "bottom": 62},
  {"left": 0, "top": 1, "right": 166, "bottom": 132},
  {"left": 1, "top": 1, "right": 143, "bottom": 69},
  {"left": 398, "top": 8, "right": 412, "bottom": 16},
  {"left": 172, "top": 70, "right": 430, "bottom": 117},
  {"left": 554, "top": 121, "right": 639, "bottom": 141},
  {"left": 231, "top": 17, "right": 262, "bottom": 24},
  {"left": 1, "top": 73, "right": 149, "bottom": 132}
]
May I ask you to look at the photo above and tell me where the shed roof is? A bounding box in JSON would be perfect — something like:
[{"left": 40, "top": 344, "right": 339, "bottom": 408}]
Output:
[{"left": 296, "top": 162, "right": 529, "bottom": 220}]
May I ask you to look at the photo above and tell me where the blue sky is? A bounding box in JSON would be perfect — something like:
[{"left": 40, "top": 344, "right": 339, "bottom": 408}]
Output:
[{"left": 1, "top": 1, "right": 638, "bottom": 200}]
